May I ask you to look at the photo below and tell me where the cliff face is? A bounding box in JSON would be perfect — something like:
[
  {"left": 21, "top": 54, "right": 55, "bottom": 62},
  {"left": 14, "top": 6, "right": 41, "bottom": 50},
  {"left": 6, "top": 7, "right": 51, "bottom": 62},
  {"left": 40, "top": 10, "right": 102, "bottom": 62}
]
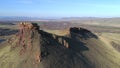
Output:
[
  {"left": 8, "top": 22, "right": 42, "bottom": 65},
  {"left": 12, "top": 23, "right": 39, "bottom": 49}
]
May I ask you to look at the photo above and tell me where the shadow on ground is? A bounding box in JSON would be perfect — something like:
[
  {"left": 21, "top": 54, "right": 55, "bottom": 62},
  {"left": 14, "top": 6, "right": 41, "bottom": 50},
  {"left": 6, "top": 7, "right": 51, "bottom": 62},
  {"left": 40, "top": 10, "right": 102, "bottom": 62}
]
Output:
[
  {"left": 39, "top": 29, "right": 98, "bottom": 68},
  {"left": 0, "top": 28, "right": 18, "bottom": 36},
  {"left": 0, "top": 39, "right": 6, "bottom": 43},
  {"left": 39, "top": 30, "right": 89, "bottom": 52}
]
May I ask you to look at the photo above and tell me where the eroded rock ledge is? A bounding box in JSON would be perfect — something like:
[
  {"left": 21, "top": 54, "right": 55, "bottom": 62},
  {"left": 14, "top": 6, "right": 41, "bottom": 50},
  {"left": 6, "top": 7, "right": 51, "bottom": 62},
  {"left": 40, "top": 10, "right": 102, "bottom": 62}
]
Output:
[{"left": 8, "top": 22, "right": 41, "bottom": 63}]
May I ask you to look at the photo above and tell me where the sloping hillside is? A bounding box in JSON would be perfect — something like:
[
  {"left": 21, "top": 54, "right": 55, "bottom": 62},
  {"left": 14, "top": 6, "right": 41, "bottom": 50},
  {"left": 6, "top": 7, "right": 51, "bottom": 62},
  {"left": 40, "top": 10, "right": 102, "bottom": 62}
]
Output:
[{"left": 0, "top": 23, "right": 120, "bottom": 68}]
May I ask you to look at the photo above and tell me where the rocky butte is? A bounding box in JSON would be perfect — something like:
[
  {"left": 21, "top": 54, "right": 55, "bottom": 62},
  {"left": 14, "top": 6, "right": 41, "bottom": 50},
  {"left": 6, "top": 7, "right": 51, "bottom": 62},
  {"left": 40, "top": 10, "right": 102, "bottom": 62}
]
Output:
[
  {"left": 1, "top": 22, "right": 119, "bottom": 68},
  {"left": 5, "top": 22, "right": 93, "bottom": 68}
]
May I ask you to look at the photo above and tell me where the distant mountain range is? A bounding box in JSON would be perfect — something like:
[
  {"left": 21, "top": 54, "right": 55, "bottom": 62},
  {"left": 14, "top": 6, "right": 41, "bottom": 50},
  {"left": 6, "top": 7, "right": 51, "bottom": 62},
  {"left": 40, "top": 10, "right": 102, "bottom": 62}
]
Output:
[
  {"left": 0, "top": 16, "right": 113, "bottom": 21},
  {"left": 0, "top": 16, "right": 120, "bottom": 24},
  {"left": 0, "top": 16, "right": 60, "bottom": 21}
]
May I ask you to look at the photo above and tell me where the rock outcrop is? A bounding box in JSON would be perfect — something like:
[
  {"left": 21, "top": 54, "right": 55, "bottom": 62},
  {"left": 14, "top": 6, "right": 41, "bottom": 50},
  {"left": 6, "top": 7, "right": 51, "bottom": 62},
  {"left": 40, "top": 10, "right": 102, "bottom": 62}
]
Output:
[
  {"left": 69, "top": 27, "right": 98, "bottom": 39},
  {"left": 2, "top": 23, "right": 96, "bottom": 68},
  {"left": 8, "top": 22, "right": 41, "bottom": 64}
]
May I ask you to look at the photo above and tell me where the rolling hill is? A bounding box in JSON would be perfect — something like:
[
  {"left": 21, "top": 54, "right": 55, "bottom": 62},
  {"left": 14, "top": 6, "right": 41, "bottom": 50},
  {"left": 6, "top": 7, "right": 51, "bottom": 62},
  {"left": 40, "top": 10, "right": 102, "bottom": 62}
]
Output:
[{"left": 0, "top": 22, "right": 120, "bottom": 68}]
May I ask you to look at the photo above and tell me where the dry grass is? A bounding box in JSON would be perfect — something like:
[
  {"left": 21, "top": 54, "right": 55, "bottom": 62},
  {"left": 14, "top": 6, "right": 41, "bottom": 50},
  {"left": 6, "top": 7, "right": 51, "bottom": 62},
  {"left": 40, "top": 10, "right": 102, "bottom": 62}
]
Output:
[{"left": 44, "top": 29, "right": 69, "bottom": 36}]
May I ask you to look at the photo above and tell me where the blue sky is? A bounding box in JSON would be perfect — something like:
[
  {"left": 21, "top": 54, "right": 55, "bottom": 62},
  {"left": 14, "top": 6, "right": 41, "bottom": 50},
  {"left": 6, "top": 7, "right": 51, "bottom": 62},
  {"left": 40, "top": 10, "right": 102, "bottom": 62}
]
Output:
[{"left": 0, "top": 0, "right": 120, "bottom": 17}]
